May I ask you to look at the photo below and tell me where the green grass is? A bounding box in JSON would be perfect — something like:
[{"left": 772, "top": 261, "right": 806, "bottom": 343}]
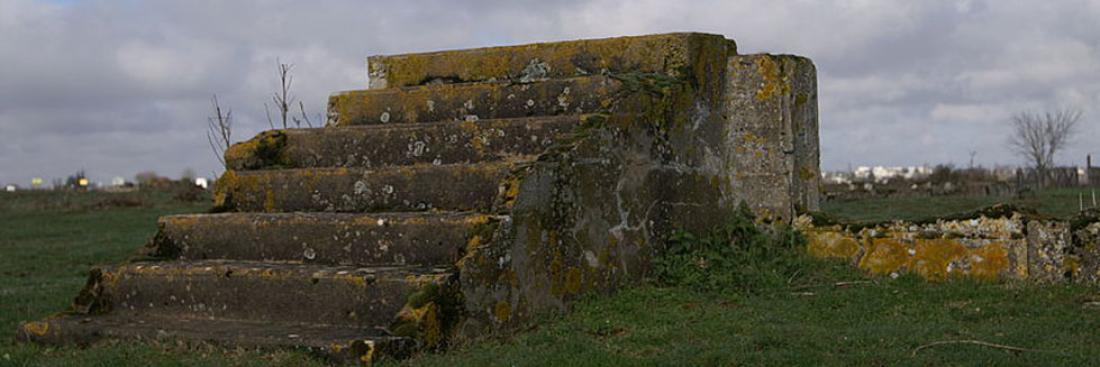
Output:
[
  {"left": 3, "top": 189, "right": 1100, "bottom": 366},
  {"left": 0, "top": 190, "right": 326, "bottom": 366},
  {"left": 822, "top": 187, "right": 1098, "bottom": 222},
  {"left": 399, "top": 277, "right": 1100, "bottom": 366}
]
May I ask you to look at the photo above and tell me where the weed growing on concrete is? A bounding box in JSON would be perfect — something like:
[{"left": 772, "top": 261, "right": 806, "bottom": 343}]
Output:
[{"left": 655, "top": 203, "right": 808, "bottom": 293}]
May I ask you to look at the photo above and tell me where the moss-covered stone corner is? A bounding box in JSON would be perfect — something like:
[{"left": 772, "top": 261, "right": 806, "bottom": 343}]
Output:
[
  {"left": 71, "top": 267, "right": 113, "bottom": 315},
  {"left": 139, "top": 220, "right": 177, "bottom": 261},
  {"left": 224, "top": 130, "right": 289, "bottom": 170},
  {"left": 209, "top": 170, "right": 238, "bottom": 212},
  {"left": 389, "top": 278, "right": 464, "bottom": 350},
  {"left": 461, "top": 218, "right": 500, "bottom": 261}
]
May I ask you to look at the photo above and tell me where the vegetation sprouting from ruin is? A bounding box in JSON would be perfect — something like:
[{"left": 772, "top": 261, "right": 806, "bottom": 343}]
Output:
[{"left": 655, "top": 203, "right": 808, "bottom": 293}]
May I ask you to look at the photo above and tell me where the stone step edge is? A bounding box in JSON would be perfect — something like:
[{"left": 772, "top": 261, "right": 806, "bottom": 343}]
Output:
[
  {"left": 212, "top": 160, "right": 524, "bottom": 213},
  {"left": 367, "top": 32, "right": 735, "bottom": 88},
  {"left": 327, "top": 75, "right": 620, "bottom": 126},
  {"left": 148, "top": 211, "right": 503, "bottom": 266},
  {"left": 16, "top": 314, "right": 417, "bottom": 363},
  {"left": 223, "top": 114, "right": 603, "bottom": 171},
  {"left": 100, "top": 260, "right": 455, "bottom": 279}
]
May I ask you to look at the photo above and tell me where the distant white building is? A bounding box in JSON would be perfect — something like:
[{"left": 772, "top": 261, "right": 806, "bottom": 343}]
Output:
[
  {"left": 111, "top": 176, "right": 127, "bottom": 187},
  {"left": 821, "top": 171, "right": 853, "bottom": 184},
  {"left": 853, "top": 165, "right": 932, "bottom": 182},
  {"left": 195, "top": 177, "right": 209, "bottom": 190},
  {"left": 4, "top": 184, "right": 15, "bottom": 192}
]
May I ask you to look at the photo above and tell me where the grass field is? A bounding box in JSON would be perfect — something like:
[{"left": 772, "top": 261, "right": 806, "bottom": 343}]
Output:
[
  {"left": 2, "top": 188, "right": 1099, "bottom": 366},
  {"left": 822, "top": 187, "right": 1097, "bottom": 222},
  {"left": 0, "top": 191, "right": 324, "bottom": 366}
]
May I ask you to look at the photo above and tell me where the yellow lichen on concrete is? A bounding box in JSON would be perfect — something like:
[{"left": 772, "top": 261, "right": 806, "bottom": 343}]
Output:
[
  {"left": 859, "top": 238, "right": 909, "bottom": 275},
  {"left": 969, "top": 243, "right": 1010, "bottom": 280},
  {"left": 223, "top": 137, "right": 260, "bottom": 164},
  {"left": 20, "top": 321, "right": 50, "bottom": 336},
  {"left": 359, "top": 341, "right": 376, "bottom": 365},
  {"left": 911, "top": 239, "right": 968, "bottom": 281},
  {"left": 500, "top": 175, "right": 522, "bottom": 208},
  {"left": 803, "top": 216, "right": 1032, "bottom": 282},
  {"left": 224, "top": 130, "right": 287, "bottom": 167},
  {"left": 493, "top": 300, "right": 511, "bottom": 322},
  {"left": 263, "top": 188, "right": 276, "bottom": 213},
  {"left": 549, "top": 248, "right": 565, "bottom": 297},
  {"left": 374, "top": 33, "right": 728, "bottom": 88},
  {"left": 420, "top": 304, "right": 443, "bottom": 347},
  {"left": 334, "top": 273, "right": 369, "bottom": 288},
  {"left": 162, "top": 215, "right": 200, "bottom": 229},
  {"left": 754, "top": 56, "right": 781, "bottom": 101},
  {"left": 806, "top": 230, "right": 861, "bottom": 259},
  {"left": 212, "top": 170, "right": 239, "bottom": 208},
  {"left": 564, "top": 267, "right": 583, "bottom": 295}
]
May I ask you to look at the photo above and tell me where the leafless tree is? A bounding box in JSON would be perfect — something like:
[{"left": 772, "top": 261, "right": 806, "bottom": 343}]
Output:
[
  {"left": 1008, "top": 108, "right": 1081, "bottom": 187},
  {"left": 265, "top": 59, "right": 314, "bottom": 129},
  {"left": 206, "top": 94, "right": 233, "bottom": 168}
]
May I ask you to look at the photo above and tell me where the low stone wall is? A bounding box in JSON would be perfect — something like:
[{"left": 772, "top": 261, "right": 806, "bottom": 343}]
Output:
[{"left": 797, "top": 207, "right": 1100, "bottom": 283}]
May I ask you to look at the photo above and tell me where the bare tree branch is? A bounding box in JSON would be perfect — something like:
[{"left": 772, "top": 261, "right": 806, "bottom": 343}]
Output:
[
  {"left": 264, "top": 59, "right": 316, "bottom": 129},
  {"left": 272, "top": 59, "right": 295, "bottom": 128},
  {"left": 206, "top": 94, "right": 232, "bottom": 169},
  {"left": 1008, "top": 107, "right": 1081, "bottom": 187},
  {"left": 299, "top": 100, "right": 313, "bottom": 128}
]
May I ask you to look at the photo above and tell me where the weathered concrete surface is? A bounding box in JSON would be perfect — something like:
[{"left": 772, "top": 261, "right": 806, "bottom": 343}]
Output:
[
  {"left": 798, "top": 214, "right": 1025, "bottom": 281},
  {"left": 214, "top": 162, "right": 517, "bottom": 213},
  {"left": 151, "top": 212, "right": 494, "bottom": 266},
  {"left": 225, "top": 115, "right": 593, "bottom": 170},
  {"left": 1027, "top": 220, "right": 1070, "bottom": 282},
  {"left": 67, "top": 261, "right": 453, "bottom": 329},
  {"left": 726, "top": 54, "right": 820, "bottom": 219},
  {"left": 459, "top": 155, "right": 732, "bottom": 332},
  {"left": 452, "top": 38, "right": 811, "bottom": 335},
  {"left": 329, "top": 76, "right": 619, "bottom": 126},
  {"left": 796, "top": 207, "right": 1100, "bottom": 283},
  {"left": 368, "top": 32, "right": 736, "bottom": 89},
  {"left": 1069, "top": 219, "right": 1100, "bottom": 283},
  {"left": 17, "top": 315, "right": 416, "bottom": 364}
]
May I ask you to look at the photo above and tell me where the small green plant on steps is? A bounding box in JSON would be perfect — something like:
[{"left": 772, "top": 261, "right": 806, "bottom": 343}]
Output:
[{"left": 654, "top": 202, "right": 810, "bottom": 293}]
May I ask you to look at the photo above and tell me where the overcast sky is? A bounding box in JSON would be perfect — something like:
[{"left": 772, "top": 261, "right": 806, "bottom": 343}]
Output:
[{"left": 1, "top": 0, "right": 1098, "bottom": 185}]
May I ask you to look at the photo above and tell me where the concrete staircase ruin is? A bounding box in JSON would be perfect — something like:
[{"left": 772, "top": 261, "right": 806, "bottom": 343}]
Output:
[{"left": 17, "top": 33, "right": 820, "bottom": 363}]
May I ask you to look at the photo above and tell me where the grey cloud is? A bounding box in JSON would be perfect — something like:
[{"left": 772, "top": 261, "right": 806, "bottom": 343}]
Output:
[{"left": 1, "top": 0, "right": 1098, "bottom": 186}]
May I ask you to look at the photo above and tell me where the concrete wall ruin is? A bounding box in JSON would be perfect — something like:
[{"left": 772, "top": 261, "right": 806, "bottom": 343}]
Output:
[
  {"left": 351, "top": 34, "right": 824, "bottom": 335},
  {"left": 798, "top": 207, "right": 1100, "bottom": 283}
]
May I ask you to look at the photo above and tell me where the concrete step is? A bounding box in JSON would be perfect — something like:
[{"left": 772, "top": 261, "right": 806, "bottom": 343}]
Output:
[
  {"left": 328, "top": 76, "right": 620, "bottom": 126},
  {"left": 214, "top": 161, "right": 517, "bottom": 213},
  {"left": 17, "top": 314, "right": 415, "bottom": 363},
  {"left": 150, "top": 212, "right": 497, "bottom": 266},
  {"left": 226, "top": 115, "right": 599, "bottom": 170},
  {"left": 368, "top": 32, "right": 734, "bottom": 89},
  {"left": 67, "top": 260, "right": 454, "bottom": 330}
]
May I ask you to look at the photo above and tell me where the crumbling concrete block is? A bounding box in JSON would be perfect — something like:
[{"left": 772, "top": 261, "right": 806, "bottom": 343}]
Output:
[{"left": 1027, "top": 220, "right": 1069, "bottom": 283}]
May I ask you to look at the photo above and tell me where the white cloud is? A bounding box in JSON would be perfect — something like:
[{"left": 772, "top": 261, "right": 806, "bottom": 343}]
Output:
[{"left": 0, "top": 0, "right": 1098, "bottom": 184}]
